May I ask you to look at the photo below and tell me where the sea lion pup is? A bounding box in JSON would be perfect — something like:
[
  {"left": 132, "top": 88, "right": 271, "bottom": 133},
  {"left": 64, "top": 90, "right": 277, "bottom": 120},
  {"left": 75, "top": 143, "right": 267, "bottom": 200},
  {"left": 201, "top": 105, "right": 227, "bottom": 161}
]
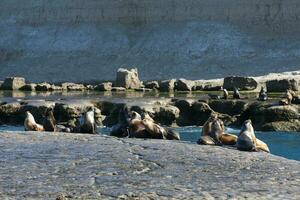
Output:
[
  {"left": 223, "top": 88, "right": 228, "bottom": 100},
  {"left": 24, "top": 111, "right": 44, "bottom": 132},
  {"left": 110, "top": 106, "right": 130, "bottom": 137},
  {"left": 80, "top": 107, "right": 98, "bottom": 134},
  {"left": 43, "top": 108, "right": 56, "bottom": 132},
  {"left": 233, "top": 87, "right": 241, "bottom": 99},
  {"left": 237, "top": 119, "right": 269, "bottom": 152},
  {"left": 258, "top": 86, "right": 268, "bottom": 101}
]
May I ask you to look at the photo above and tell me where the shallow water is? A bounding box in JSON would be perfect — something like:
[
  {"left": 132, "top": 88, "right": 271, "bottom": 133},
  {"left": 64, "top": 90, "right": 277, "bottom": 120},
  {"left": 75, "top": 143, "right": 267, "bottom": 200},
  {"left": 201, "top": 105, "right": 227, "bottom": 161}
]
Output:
[{"left": 1, "top": 125, "right": 299, "bottom": 161}]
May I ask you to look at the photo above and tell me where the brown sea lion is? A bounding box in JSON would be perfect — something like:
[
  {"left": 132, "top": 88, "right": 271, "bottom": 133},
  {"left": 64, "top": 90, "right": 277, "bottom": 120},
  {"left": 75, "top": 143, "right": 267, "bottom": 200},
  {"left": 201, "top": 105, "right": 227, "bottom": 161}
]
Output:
[
  {"left": 24, "top": 111, "right": 44, "bottom": 132},
  {"left": 43, "top": 108, "right": 56, "bottom": 132},
  {"left": 237, "top": 119, "right": 270, "bottom": 153},
  {"left": 199, "top": 115, "right": 237, "bottom": 145},
  {"left": 201, "top": 114, "right": 218, "bottom": 137},
  {"left": 142, "top": 119, "right": 166, "bottom": 139}
]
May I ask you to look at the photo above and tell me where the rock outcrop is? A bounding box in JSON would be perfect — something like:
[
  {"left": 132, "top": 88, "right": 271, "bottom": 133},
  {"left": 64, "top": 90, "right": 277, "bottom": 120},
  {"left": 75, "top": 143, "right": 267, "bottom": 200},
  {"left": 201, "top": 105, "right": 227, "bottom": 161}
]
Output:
[
  {"left": 0, "top": 77, "right": 26, "bottom": 90},
  {"left": 223, "top": 76, "right": 258, "bottom": 90},
  {"left": 115, "top": 68, "right": 141, "bottom": 89},
  {"left": 0, "top": 132, "right": 299, "bottom": 199}
]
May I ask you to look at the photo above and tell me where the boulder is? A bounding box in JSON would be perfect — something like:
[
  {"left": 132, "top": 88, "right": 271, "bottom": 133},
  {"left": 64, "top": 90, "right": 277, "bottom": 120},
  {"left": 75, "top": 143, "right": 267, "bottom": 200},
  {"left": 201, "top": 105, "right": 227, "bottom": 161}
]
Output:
[
  {"left": 36, "top": 82, "right": 61, "bottom": 91},
  {"left": 266, "top": 79, "right": 299, "bottom": 92},
  {"left": 115, "top": 68, "right": 141, "bottom": 89},
  {"left": 190, "top": 102, "right": 214, "bottom": 126},
  {"left": 61, "top": 83, "right": 86, "bottom": 91},
  {"left": 223, "top": 76, "right": 258, "bottom": 90},
  {"left": 159, "top": 79, "right": 176, "bottom": 92},
  {"left": 192, "top": 79, "right": 223, "bottom": 91},
  {"left": 144, "top": 81, "right": 159, "bottom": 90},
  {"left": 240, "top": 102, "right": 300, "bottom": 129},
  {"left": 1, "top": 77, "right": 26, "bottom": 90},
  {"left": 175, "top": 79, "right": 194, "bottom": 91},
  {"left": 53, "top": 100, "right": 94, "bottom": 122},
  {"left": 94, "top": 82, "right": 112, "bottom": 91},
  {"left": 208, "top": 100, "right": 248, "bottom": 116},
  {"left": 173, "top": 99, "right": 195, "bottom": 126},
  {"left": 261, "top": 120, "right": 300, "bottom": 132},
  {"left": 0, "top": 102, "right": 23, "bottom": 124},
  {"left": 20, "top": 100, "right": 56, "bottom": 124},
  {"left": 20, "top": 83, "right": 36, "bottom": 91},
  {"left": 102, "top": 103, "right": 127, "bottom": 127},
  {"left": 153, "top": 105, "right": 180, "bottom": 126}
]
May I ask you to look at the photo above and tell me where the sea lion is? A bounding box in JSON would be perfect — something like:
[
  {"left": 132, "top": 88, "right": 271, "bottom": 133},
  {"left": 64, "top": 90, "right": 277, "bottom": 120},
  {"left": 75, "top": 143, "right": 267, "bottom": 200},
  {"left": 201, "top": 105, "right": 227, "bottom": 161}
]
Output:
[
  {"left": 223, "top": 89, "right": 228, "bottom": 100},
  {"left": 164, "top": 128, "right": 180, "bottom": 140},
  {"left": 198, "top": 115, "right": 237, "bottom": 145},
  {"left": 201, "top": 114, "right": 218, "bottom": 137},
  {"left": 258, "top": 86, "right": 268, "bottom": 101},
  {"left": 233, "top": 87, "right": 241, "bottom": 99},
  {"left": 237, "top": 120, "right": 257, "bottom": 151},
  {"left": 80, "top": 107, "right": 98, "bottom": 134},
  {"left": 141, "top": 112, "right": 155, "bottom": 122},
  {"left": 237, "top": 119, "right": 270, "bottom": 152},
  {"left": 142, "top": 119, "right": 166, "bottom": 139},
  {"left": 43, "top": 108, "right": 56, "bottom": 132},
  {"left": 110, "top": 106, "right": 130, "bottom": 137},
  {"left": 24, "top": 111, "right": 44, "bottom": 132},
  {"left": 279, "top": 89, "right": 293, "bottom": 105}
]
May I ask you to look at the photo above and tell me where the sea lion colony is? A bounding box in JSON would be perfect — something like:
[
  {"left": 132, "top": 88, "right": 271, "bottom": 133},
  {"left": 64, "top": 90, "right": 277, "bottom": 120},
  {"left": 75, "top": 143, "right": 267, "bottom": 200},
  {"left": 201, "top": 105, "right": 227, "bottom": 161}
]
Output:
[{"left": 23, "top": 88, "right": 272, "bottom": 153}]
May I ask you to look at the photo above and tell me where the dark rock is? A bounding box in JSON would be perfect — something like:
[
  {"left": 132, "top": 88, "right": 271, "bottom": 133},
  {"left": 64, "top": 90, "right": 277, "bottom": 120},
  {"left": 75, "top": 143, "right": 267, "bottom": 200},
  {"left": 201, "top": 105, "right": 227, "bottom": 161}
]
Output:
[
  {"left": 208, "top": 100, "right": 248, "bottom": 116},
  {"left": 223, "top": 76, "right": 258, "bottom": 90},
  {"left": 190, "top": 102, "right": 214, "bottom": 126},
  {"left": 1, "top": 77, "right": 26, "bottom": 90},
  {"left": 102, "top": 103, "right": 127, "bottom": 127},
  {"left": 0, "top": 102, "right": 23, "bottom": 124},
  {"left": 261, "top": 120, "right": 300, "bottom": 132},
  {"left": 53, "top": 101, "right": 94, "bottom": 122},
  {"left": 240, "top": 102, "right": 300, "bottom": 129},
  {"left": 115, "top": 68, "right": 141, "bottom": 89},
  {"left": 175, "top": 79, "right": 194, "bottom": 91},
  {"left": 144, "top": 81, "right": 159, "bottom": 90},
  {"left": 36, "top": 82, "right": 61, "bottom": 91},
  {"left": 20, "top": 83, "right": 36, "bottom": 91},
  {"left": 266, "top": 79, "right": 299, "bottom": 92},
  {"left": 153, "top": 105, "right": 180, "bottom": 126},
  {"left": 158, "top": 79, "right": 176, "bottom": 92},
  {"left": 20, "top": 101, "right": 55, "bottom": 124},
  {"left": 94, "top": 82, "right": 112, "bottom": 91}
]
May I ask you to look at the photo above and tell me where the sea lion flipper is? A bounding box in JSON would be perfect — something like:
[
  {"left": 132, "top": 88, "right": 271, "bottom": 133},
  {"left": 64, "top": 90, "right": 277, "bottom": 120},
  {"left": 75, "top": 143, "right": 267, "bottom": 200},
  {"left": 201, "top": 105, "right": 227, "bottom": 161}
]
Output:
[
  {"left": 219, "top": 133, "right": 238, "bottom": 145},
  {"left": 197, "top": 136, "right": 216, "bottom": 145}
]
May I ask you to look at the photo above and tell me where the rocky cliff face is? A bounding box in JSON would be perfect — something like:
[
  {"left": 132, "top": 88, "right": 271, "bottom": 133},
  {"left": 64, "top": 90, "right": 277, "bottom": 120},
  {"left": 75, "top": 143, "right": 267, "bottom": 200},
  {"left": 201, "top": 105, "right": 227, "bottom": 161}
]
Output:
[{"left": 1, "top": 0, "right": 300, "bottom": 82}]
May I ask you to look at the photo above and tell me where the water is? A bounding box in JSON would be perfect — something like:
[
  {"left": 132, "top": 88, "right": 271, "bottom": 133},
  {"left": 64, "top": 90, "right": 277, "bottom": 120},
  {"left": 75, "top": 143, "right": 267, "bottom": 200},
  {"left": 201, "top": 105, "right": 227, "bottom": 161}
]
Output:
[{"left": 1, "top": 125, "right": 299, "bottom": 161}]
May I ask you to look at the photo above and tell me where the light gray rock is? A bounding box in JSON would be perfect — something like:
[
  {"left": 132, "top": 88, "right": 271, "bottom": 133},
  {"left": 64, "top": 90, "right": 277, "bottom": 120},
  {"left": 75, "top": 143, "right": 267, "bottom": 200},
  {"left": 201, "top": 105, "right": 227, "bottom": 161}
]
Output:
[
  {"left": 36, "top": 82, "right": 62, "bottom": 91},
  {"left": 61, "top": 82, "right": 86, "bottom": 91},
  {"left": 95, "top": 82, "right": 113, "bottom": 91},
  {"left": 0, "top": 132, "right": 299, "bottom": 199},
  {"left": 0, "top": 77, "right": 26, "bottom": 90},
  {"left": 223, "top": 76, "right": 258, "bottom": 90},
  {"left": 111, "top": 87, "right": 126, "bottom": 92},
  {"left": 115, "top": 68, "right": 141, "bottom": 89}
]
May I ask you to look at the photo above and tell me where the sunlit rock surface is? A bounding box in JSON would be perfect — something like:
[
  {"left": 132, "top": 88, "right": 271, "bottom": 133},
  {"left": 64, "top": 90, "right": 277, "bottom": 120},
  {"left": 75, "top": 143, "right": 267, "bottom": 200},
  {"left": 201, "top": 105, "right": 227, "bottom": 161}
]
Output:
[{"left": 0, "top": 132, "right": 299, "bottom": 199}]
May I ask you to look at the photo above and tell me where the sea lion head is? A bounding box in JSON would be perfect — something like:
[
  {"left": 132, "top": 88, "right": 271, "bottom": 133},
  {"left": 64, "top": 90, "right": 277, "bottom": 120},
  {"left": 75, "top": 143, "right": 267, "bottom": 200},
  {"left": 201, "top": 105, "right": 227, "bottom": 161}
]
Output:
[
  {"left": 25, "top": 111, "right": 36, "bottom": 123},
  {"left": 141, "top": 112, "right": 154, "bottom": 122},
  {"left": 241, "top": 119, "right": 254, "bottom": 133},
  {"left": 130, "top": 111, "right": 142, "bottom": 121}
]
